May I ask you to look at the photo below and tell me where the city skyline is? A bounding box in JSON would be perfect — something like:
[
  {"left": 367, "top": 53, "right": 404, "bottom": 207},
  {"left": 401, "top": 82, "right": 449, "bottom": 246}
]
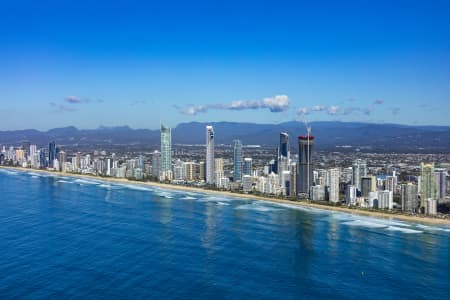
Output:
[{"left": 1, "top": 1, "right": 450, "bottom": 130}]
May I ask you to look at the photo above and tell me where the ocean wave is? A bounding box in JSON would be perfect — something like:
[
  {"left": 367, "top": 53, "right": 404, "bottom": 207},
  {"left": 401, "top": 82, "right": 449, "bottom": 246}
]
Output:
[
  {"left": 118, "top": 184, "right": 153, "bottom": 192},
  {"left": 415, "top": 224, "right": 450, "bottom": 233},
  {"left": 182, "top": 196, "right": 196, "bottom": 200},
  {"left": 386, "top": 226, "right": 423, "bottom": 234},
  {"left": 74, "top": 179, "right": 101, "bottom": 185},
  {"left": 342, "top": 220, "right": 387, "bottom": 229},
  {"left": 235, "top": 203, "right": 283, "bottom": 212},
  {"left": 0, "top": 169, "right": 19, "bottom": 175},
  {"left": 57, "top": 180, "right": 72, "bottom": 184}
]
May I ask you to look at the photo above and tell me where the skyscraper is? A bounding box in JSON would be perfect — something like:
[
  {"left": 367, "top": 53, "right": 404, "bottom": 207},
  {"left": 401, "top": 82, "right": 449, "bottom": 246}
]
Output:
[
  {"left": 233, "top": 140, "right": 243, "bottom": 181},
  {"left": 278, "top": 132, "right": 290, "bottom": 173},
  {"left": 151, "top": 150, "right": 161, "bottom": 178},
  {"left": 243, "top": 157, "right": 252, "bottom": 176},
  {"left": 420, "top": 163, "right": 437, "bottom": 213},
  {"left": 206, "top": 125, "right": 215, "bottom": 184},
  {"left": 326, "top": 168, "right": 340, "bottom": 203},
  {"left": 48, "top": 141, "right": 56, "bottom": 168},
  {"left": 160, "top": 124, "right": 172, "bottom": 181},
  {"left": 352, "top": 159, "right": 367, "bottom": 192},
  {"left": 215, "top": 158, "right": 224, "bottom": 186},
  {"left": 297, "top": 129, "right": 314, "bottom": 198},
  {"left": 435, "top": 169, "right": 448, "bottom": 199},
  {"left": 361, "top": 176, "right": 376, "bottom": 198},
  {"left": 401, "top": 183, "right": 418, "bottom": 212}
]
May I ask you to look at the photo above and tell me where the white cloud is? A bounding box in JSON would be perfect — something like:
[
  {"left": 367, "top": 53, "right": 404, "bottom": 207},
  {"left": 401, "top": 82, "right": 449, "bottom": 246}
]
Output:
[
  {"left": 327, "top": 105, "right": 340, "bottom": 115},
  {"left": 178, "top": 95, "right": 290, "bottom": 115}
]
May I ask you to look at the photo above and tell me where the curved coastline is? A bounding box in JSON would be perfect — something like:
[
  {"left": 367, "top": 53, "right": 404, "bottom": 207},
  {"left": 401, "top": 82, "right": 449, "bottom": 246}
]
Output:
[{"left": 1, "top": 165, "right": 449, "bottom": 226}]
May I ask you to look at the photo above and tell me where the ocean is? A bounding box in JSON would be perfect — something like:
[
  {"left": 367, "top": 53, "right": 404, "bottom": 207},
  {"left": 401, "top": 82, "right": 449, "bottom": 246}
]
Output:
[{"left": 0, "top": 169, "right": 449, "bottom": 299}]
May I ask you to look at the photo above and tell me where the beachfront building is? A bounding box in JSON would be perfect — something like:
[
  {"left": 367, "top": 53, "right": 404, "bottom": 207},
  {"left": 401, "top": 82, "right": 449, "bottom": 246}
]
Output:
[
  {"left": 151, "top": 151, "right": 161, "bottom": 178},
  {"left": 420, "top": 163, "right": 437, "bottom": 213},
  {"left": 206, "top": 126, "right": 215, "bottom": 184},
  {"left": 401, "top": 183, "right": 418, "bottom": 213},
  {"left": 326, "top": 168, "right": 340, "bottom": 204},
  {"left": 243, "top": 157, "right": 252, "bottom": 176},
  {"left": 160, "top": 124, "right": 172, "bottom": 181},
  {"left": 233, "top": 140, "right": 242, "bottom": 182},
  {"left": 297, "top": 129, "right": 314, "bottom": 198},
  {"left": 352, "top": 159, "right": 367, "bottom": 192}
]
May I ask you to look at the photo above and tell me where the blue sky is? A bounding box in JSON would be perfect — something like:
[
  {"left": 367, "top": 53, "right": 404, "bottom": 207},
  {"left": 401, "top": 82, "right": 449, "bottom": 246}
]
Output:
[{"left": 1, "top": 0, "right": 449, "bottom": 130}]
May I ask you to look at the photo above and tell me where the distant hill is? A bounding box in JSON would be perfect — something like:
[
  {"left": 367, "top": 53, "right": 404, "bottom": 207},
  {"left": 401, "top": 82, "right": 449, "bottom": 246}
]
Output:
[{"left": 1, "top": 122, "right": 449, "bottom": 153}]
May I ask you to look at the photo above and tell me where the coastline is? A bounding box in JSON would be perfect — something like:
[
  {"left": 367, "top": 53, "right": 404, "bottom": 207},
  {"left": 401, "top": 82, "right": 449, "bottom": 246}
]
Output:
[{"left": 1, "top": 165, "right": 449, "bottom": 226}]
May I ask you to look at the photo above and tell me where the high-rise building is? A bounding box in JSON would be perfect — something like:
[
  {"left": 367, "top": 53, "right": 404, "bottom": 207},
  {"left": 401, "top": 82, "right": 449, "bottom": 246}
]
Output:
[
  {"left": 233, "top": 140, "right": 243, "bottom": 181},
  {"left": 206, "top": 126, "right": 215, "bottom": 184},
  {"left": 199, "top": 161, "right": 206, "bottom": 181},
  {"left": 401, "top": 183, "right": 418, "bottom": 212},
  {"left": 361, "top": 176, "right": 376, "bottom": 198},
  {"left": 58, "top": 151, "right": 67, "bottom": 171},
  {"left": 184, "top": 162, "right": 196, "bottom": 181},
  {"left": 243, "top": 157, "right": 252, "bottom": 176},
  {"left": 242, "top": 175, "right": 253, "bottom": 192},
  {"left": 378, "top": 190, "right": 393, "bottom": 210},
  {"left": 326, "top": 168, "right": 340, "bottom": 203},
  {"left": 160, "top": 125, "right": 172, "bottom": 181},
  {"left": 297, "top": 129, "right": 314, "bottom": 198},
  {"left": 352, "top": 159, "right": 367, "bottom": 192},
  {"left": 48, "top": 141, "right": 56, "bottom": 168},
  {"left": 39, "top": 149, "right": 47, "bottom": 168},
  {"left": 290, "top": 162, "right": 297, "bottom": 197},
  {"left": 214, "top": 158, "right": 224, "bottom": 186},
  {"left": 151, "top": 150, "right": 161, "bottom": 178},
  {"left": 278, "top": 132, "right": 290, "bottom": 173},
  {"left": 435, "top": 169, "right": 448, "bottom": 199},
  {"left": 385, "top": 175, "right": 397, "bottom": 192},
  {"left": 345, "top": 185, "right": 357, "bottom": 206},
  {"left": 420, "top": 163, "right": 437, "bottom": 213}
]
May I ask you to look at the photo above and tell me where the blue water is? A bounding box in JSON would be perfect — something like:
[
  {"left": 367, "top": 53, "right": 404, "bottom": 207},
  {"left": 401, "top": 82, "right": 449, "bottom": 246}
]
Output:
[{"left": 0, "top": 169, "right": 449, "bottom": 299}]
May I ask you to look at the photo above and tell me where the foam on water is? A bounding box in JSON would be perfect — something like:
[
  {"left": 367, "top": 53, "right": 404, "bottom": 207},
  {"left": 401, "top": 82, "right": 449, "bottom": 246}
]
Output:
[
  {"left": 343, "top": 220, "right": 387, "bottom": 229},
  {"left": 199, "top": 196, "right": 234, "bottom": 203},
  {"left": 182, "top": 196, "right": 196, "bottom": 200},
  {"left": 74, "top": 179, "right": 101, "bottom": 185},
  {"left": 386, "top": 226, "right": 423, "bottom": 234},
  {"left": 157, "top": 192, "right": 174, "bottom": 199},
  {"left": 415, "top": 224, "right": 450, "bottom": 233},
  {"left": 57, "top": 180, "right": 72, "bottom": 184},
  {"left": 0, "top": 169, "right": 19, "bottom": 175},
  {"left": 119, "top": 184, "right": 153, "bottom": 192},
  {"left": 235, "top": 203, "right": 284, "bottom": 212},
  {"left": 217, "top": 202, "right": 230, "bottom": 206},
  {"left": 272, "top": 202, "right": 324, "bottom": 214}
]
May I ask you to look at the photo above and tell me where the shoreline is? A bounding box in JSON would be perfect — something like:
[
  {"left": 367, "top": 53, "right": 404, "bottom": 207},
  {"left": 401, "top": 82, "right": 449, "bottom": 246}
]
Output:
[{"left": 1, "top": 165, "right": 449, "bottom": 226}]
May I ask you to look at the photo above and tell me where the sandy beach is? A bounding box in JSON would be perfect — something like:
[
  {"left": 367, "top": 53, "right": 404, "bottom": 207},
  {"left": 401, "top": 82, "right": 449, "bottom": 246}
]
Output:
[{"left": 1, "top": 165, "right": 449, "bottom": 226}]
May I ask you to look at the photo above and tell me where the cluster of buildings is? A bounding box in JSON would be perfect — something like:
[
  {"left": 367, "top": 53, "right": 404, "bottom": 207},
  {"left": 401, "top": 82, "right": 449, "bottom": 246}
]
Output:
[{"left": 1, "top": 124, "right": 448, "bottom": 216}]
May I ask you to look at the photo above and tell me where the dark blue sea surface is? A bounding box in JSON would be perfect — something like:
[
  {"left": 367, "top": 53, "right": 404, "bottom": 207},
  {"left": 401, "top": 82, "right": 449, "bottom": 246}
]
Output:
[{"left": 0, "top": 169, "right": 449, "bottom": 299}]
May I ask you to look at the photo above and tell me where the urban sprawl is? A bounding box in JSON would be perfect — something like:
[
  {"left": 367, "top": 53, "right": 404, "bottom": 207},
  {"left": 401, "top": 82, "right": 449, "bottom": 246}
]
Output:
[{"left": 1, "top": 125, "right": 449, "bottom": 217}]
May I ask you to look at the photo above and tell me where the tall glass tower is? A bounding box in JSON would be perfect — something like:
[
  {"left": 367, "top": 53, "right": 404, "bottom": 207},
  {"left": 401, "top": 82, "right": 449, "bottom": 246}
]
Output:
[
  {"left": 243, "top": 157, "right": 252, "bottom": 176},
  {"left": 48, "top": 141, "right": 56, "bottom": 168},
  {"left": 233, "top": 139, "right": 243, "bottom": 181},
  {"left": 352, "top": 159, "right": 367, "bottom": 192},
  {"left": 297, "top": 129, "right": 314, "bottom": 198},
  {"left": 206, "top": 126, "right": 215, "bottom": 184},
  {"left": 277, "top": 132, "right": 290, "bottom": 175},
  {"left": 160, "top": 124, "right": 172, "bottom": 180}
]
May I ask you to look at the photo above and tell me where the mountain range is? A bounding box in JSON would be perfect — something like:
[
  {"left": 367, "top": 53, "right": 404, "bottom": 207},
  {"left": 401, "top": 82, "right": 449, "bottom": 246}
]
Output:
[{"left": 1, "top": 122, "right": 449, "bottom": 153}]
